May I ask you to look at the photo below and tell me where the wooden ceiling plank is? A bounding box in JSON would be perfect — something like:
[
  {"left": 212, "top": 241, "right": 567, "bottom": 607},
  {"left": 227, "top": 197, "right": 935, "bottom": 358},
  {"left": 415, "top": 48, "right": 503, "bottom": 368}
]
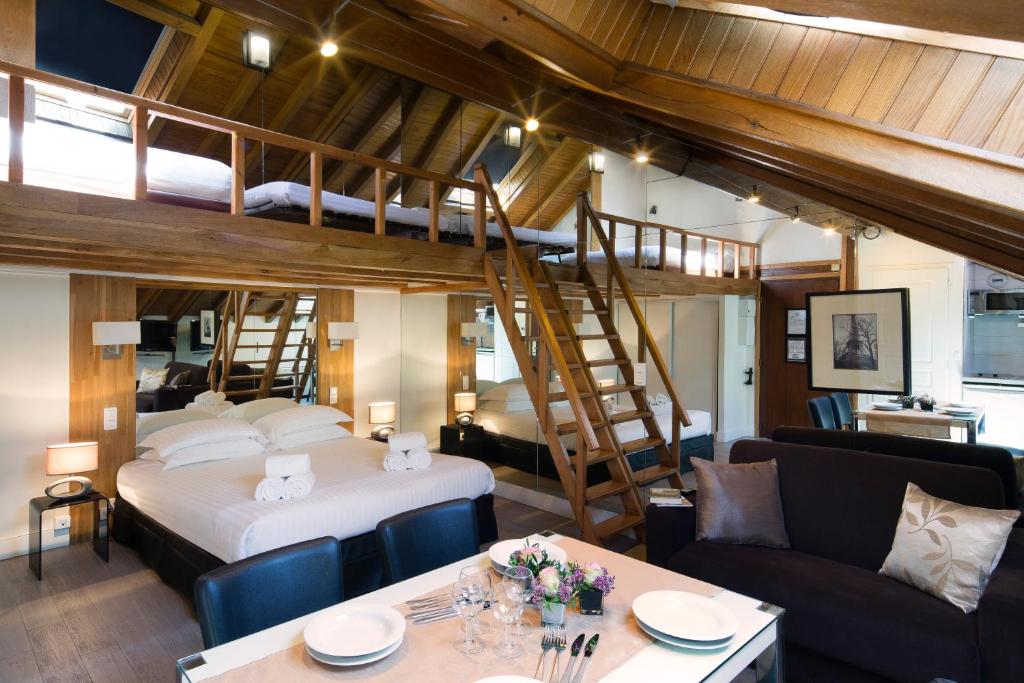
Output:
[
  {"left": 243, "top": 60, "right": 322, "bottom": 171},
  {"left": 107, "top": 0, "right": 201, "bottom": 35},
  {"left": 323, "top": 82, "right": 401, "bottom": 193},
  {"left": 399, "top": 94, "right": 464, "bottom": 205},
  {"left": 136, "top": 287, "right": 162, "bottom": 317},
  {"left": 440, "top": 111, "right": 505, "bottom": 203},
  {"left": 519, "top": 150, "right": 589, "bottom": 226},
  {"left": 167, "top": 289, "right": 203, "bottom": 321}
]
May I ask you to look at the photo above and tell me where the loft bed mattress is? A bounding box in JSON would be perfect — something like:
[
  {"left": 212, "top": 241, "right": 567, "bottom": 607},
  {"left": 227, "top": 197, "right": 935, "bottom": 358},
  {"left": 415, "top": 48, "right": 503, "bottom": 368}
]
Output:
[
  {"left": 116, "top": 436, "right": 495, "bottom": 563},
  {"left": 244, "top": 181, "right": 576, "bottom": 247},
  {"left": 548, "top": 244, "right": 739, "bottom": 274},
  {"left": 474, "top": 404, "right": 712, "bottom": 449}
]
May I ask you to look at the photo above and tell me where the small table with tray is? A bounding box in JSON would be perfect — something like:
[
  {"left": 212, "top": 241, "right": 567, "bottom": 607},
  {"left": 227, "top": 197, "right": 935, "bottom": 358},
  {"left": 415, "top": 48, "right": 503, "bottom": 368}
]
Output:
[{"left": 854, "top": 400, "right": 986, "bottom": 444}]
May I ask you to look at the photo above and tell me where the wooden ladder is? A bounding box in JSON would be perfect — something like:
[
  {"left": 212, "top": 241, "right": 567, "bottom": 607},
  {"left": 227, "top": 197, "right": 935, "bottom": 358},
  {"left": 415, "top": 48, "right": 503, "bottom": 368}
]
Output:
[{"left": 477, "top": 166, "right": 691, "bottom": 545}]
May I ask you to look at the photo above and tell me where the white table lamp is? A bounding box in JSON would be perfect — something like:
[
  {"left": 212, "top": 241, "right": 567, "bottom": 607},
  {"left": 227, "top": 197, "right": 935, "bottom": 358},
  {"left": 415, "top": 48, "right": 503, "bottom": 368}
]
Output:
[
  {"left": 369, "top": 401, "right": 396, "bottom": 440},
  {"left": 92, "top": 321, "right": 141, "bottom": 360},
  {"left": 45, "top": 442, "right": 98, "bottom": 499},
  {"left": 454, "top": 392, "right": 477, "bottom": 426}
]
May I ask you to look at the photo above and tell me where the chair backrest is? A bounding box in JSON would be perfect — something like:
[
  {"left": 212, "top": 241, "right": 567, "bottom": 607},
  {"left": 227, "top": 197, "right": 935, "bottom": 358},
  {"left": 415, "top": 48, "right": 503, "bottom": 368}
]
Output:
[
  {"left": 195, "top": 537, "right": 343, "bottom": 648},
  {"left": 807, "top": 396, "right": 838, "bottom": 429},
  {"left": 829, "top": 392, "right": 853, "bottom": 429},
  {"left": 731, "top": 439, "right": 1005, "bottom": 571},
  {"left": 376, "top": 499, "right": 480, "bottom": 584}
]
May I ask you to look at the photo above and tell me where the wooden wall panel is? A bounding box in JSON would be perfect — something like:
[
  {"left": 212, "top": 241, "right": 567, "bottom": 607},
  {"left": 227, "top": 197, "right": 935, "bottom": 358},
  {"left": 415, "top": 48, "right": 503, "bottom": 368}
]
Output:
[
  {"left": 0, "top": 0, "right": 35, "bottom": 66},
  {"left": 316, "top": 289, "right": 354, "bottom": 427},
  {"left": 69, "top": 275, "right": 136, "bottom": 542},
  {"left": 446, "top": 295, "right": 478, "bottom": 423}
]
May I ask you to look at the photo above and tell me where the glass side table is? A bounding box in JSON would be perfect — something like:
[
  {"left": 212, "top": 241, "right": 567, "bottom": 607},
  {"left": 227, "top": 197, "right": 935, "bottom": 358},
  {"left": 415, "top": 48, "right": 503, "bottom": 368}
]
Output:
[{"left": 28, "top": 490, "right": 110, "bottom": 580}]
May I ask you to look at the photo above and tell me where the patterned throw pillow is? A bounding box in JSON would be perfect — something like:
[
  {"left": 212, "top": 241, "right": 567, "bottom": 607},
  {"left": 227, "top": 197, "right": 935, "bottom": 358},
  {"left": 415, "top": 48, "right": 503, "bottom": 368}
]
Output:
[
  {"left": 879, "top": 483, "right": 1019, "bottom": 613},
  {"left": 137, "top": 367, "right": 170, "bottom": 393}
]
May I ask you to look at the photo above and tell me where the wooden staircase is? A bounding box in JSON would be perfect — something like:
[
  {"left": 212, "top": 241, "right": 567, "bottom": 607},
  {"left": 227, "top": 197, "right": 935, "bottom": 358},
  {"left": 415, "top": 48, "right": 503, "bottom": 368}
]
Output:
[{"left": 476, "top": 165, "right": 691, "bottom": 546}]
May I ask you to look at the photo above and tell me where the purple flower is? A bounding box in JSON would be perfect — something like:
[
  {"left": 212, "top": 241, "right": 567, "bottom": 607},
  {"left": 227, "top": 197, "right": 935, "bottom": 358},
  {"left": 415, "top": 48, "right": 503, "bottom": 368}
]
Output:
[{"left": 591, "top": 573, "right": 615, "bottom": 596}]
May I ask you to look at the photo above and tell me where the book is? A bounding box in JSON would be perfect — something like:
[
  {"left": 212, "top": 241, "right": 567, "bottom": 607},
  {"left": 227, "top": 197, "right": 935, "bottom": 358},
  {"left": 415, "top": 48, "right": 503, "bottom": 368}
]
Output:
[{"left": 648, "top": 487, "right": 693, "bottom": 507}]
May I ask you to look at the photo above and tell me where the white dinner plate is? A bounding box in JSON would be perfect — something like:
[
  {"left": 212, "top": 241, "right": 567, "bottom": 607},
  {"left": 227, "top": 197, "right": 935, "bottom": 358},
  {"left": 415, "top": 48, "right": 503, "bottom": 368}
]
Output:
[
  {"left": 488, "top": 537, "right": 567, "bottom": 571},
  {"left": 303, "top": 604, "right": 405, "bottom": 658},
  {"left": 307, "top": 636, "right": 403, "bottom": 667},
  {"left": 940, "top": 409, "right": 975, "bottom": 416},
  {"left": 632, "top": 591, "right": 738, "bottom": 642},
  {"left": 947, "top": 401, "right": 977, "bottom": 409},
  {"left": 636, "top": 616, "right": 732, "bottom": 651},
  {"left": 871, "top": 402, "right": 902, "bottom": 411}
]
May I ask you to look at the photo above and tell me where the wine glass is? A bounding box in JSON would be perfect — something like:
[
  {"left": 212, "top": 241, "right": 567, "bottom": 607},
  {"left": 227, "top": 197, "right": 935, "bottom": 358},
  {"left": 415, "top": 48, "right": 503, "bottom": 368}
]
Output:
[
  {"left": 502, "top": 564, "right": 534, "bottom": 637},
  {"left": 491, "top": 582, "right": 525, "bottom": 659},
  {"left": 451, "top": 576, "right": 485, "bottom": 655},
  {"left": 459, "top": 565, "right": 493, "bottom": 635}
]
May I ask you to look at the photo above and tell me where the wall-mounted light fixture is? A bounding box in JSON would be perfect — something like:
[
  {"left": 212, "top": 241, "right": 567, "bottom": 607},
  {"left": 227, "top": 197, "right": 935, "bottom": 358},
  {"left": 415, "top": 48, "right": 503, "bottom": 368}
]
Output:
[
  {"left": 243, "top": 31, "right": 272, "bottom": 71},
  {"left": 368, "top": 401, "right": 397, "bottom": 441},
  {"left": 460, "top": 322, "right": 489, "bottom": 346},
  {"left": 587, "top": 149, "right": 606, "bottom": 174},
  {"left": 92, "top": 321, "right": 140, "bottom": 360},
  {"left": 453, "top": 392, "right": 477, "bottom": 426},
  {"left": 503, "top": 124, "right": 522, "bottom": 148},
  {"left": 327, "top": 321, "right": 358, "bottom": 351}
]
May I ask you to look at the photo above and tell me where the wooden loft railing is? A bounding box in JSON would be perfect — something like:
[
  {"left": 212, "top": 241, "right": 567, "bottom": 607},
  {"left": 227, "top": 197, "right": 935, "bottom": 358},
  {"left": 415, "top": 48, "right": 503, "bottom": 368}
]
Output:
[
  {"left": 0, "top": 59, "right": 487, "bottom": 246},
  {"left": 579, "top": 208, "right": 760, "bottom": 279}
]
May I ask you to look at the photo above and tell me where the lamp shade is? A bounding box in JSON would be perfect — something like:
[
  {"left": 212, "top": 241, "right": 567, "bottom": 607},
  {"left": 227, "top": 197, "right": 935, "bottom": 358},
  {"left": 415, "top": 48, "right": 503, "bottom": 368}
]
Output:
[
  {"left": 368, "top": 401, "right": 396, "bottom": 424},
  {"left": 454, "top": 392, "right": 477, "bottom": 412},
  {"left": 92, "top": 321, "right": 141, "bottom": 346},
  {"left": 46, "top": 442, "right": 98, "bottom": 475},
  {"left": 327, "top": 322, "right": 358, "bottom": 341}
]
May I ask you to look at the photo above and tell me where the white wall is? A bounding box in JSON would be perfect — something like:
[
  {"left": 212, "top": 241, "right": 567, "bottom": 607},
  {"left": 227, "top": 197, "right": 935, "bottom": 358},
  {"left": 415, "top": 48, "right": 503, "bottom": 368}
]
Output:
[
  {"left": 0, "top": 268, "right": 71, "bottom": 559},
  {"left": 353, "top": 290, "right": 403, "bottom": 438},
  {"left": 718, "top": 296, "right": 757, "bottom": 442},
  {"left": 400, "top": 293, "right": 448, "bottom": 446}
]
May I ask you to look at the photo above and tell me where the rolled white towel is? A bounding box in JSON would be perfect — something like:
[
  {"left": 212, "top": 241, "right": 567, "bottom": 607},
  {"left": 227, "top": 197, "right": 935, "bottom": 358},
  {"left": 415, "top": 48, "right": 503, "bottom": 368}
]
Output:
[
  {"left": 383, "top": 451, "right": 408, "bottom": 472},
  {"left": 388, "top": 431, "right": 428, "bottom": 453},
  {"left": 406, "top": 447, "right": 432, "bottom": 470},
  {"left": 195, "top": 390, "right": 227, "bottom": 406},
  {"left": 255, "top": 476, "right": 285, "bottom": 501},
  {"left": 282, "top": 471, "right": 316, "bottom": 499},
  {"left": 265, "top": 453, "right": 310, "bottom": 478}
]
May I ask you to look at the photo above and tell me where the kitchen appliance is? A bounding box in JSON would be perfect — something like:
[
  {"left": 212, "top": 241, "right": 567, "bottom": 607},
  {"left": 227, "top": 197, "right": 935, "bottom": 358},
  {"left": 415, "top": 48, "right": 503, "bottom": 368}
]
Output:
[{"left": 969, "top": 289, "right": 1024, "bottom": 315}]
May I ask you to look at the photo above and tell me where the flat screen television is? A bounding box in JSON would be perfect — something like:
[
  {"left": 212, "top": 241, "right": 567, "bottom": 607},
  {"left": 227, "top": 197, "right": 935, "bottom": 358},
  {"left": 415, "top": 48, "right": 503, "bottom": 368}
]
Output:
[
  {"left": 190, "top": 318, "right": 215, "bottom": 352},
  {"left": 138, "top": 319, "right": 176, "bottom": 352}
]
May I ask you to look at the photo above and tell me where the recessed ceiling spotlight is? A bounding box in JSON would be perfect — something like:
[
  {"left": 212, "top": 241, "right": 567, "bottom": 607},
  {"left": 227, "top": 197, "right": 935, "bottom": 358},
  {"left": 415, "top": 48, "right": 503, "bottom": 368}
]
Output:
[
  {"left": 320, "top": 40, "right": 339, "bottom": 57},
  {"left": 747, "top": 185, "right": 760, "bottom": 204},
  {"left": 524, "top": 117, "right": 539, "bottom": 132},
  {"left": 635, "top": 152, "right": 649, "bottom": 163}
]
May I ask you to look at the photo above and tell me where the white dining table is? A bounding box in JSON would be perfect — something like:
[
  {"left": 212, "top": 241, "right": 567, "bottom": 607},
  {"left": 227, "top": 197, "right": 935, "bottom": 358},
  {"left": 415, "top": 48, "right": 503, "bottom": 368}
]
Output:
[{"left": 176, "top": 533, "right": 783, "bottom": 682}]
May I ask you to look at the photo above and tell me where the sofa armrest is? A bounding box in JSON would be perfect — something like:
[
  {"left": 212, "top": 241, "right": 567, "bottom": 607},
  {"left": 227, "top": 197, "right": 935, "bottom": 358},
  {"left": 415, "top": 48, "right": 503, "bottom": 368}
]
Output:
[
  {"left": 644, "top": 503, "right": 696, "bottom": 568},
  {"left": 151, "top": 384, "right": 206, "bottom": 412},
  {"left": 979, "top": 530, "right": 1024, "bottom": 683}
]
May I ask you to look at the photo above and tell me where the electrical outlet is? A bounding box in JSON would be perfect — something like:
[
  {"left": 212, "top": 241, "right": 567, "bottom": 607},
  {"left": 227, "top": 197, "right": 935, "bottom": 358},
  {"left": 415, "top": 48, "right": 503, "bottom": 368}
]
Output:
[
  {"left": 329, "top": 386, "right": 338, "bottom": 404},
  {"left": 54, "top": 514, "right": 71, "bottom": 531},
  {"left": 103, "top": 406, "right": 118, "bottom": 431}
]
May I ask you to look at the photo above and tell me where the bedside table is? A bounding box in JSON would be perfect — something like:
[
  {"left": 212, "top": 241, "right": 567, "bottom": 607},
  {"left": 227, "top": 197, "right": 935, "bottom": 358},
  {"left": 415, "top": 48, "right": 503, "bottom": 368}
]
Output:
[
  {"left": 29, "top": 491, "right": 110, "bottom": 580},
  {"left": 440, "top": 423, "right": 484, "bottom": 457}
]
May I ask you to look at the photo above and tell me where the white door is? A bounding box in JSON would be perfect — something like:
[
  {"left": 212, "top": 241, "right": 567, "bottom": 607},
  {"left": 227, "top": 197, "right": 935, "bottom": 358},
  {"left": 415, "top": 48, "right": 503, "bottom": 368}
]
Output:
[{"left": 865, "top": 264, "right": 961, "bottom": 401}]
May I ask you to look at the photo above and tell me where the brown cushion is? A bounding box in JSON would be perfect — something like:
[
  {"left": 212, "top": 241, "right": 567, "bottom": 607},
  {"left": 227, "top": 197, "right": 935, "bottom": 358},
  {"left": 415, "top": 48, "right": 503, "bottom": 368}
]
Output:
[
  {"left": 169, "top": 370, "right": 192, "bottom": 387},
  {"left": 691, "top": 457, "right": 790, "bottom": 548}
]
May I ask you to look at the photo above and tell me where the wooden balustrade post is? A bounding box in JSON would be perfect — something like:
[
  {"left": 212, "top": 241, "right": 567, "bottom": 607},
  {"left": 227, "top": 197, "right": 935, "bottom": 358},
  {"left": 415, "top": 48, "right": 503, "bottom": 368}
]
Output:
[
  {"left": 749, "top": 246, "right": 758, "bottom": 279},
  {"left": 132, "top": 106, "right": 148, "bottom": 200},
  {"left": 700, "top": 237, "right": 707, "bottom": 277},
  {"left": 373, "top": 167, "right": 386, "bottom": 236},
  {"left": 607, "top": 221, "right": 616, "bottom": 308},
  {"left": 659, "top": 229, "right": 667, "bottom": 271},
  {"left": 473, "top": 167, "right": 487, "bottom": 249},
  {"left": 633, "top": 224, "right": 642, "bottom": 269},
  {"left": 309, "top": 151, "right": 322, "bottom": 226},
  {"left": 717, "top": 240, "right": 724, "bottom": 277},
  {"left": 733, "top": 243, "right": 741, "bottom": 279},
  {"left": 428, "top": 179, "right": 440, "bottom": 242},
  {"left": 576, "top": 194, "right": 587, "bottom": 265},
  {"left": 680, "top": 233, "right": 689, "bottom": 274},
  {"left": 230, "top": 132, "right": 244, "bottom": 216},
  {"left": 8, "top": 75, "right": 25, "bottom": 183}
]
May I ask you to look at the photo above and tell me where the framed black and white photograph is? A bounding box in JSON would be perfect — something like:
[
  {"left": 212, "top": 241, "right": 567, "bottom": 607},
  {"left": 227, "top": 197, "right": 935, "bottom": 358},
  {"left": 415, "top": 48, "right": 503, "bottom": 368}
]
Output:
[
  {"left": 786, "top": 308, "right": 806, "bottom": 336},
  {"left": 200, "top": 309, "right": 216, "bottom": 345},
  {"left": 786, "top": 336, "right": 806, "bottom": 363},
  {"left": 806, "top": 288, "right": 910, "bottom": 395}
]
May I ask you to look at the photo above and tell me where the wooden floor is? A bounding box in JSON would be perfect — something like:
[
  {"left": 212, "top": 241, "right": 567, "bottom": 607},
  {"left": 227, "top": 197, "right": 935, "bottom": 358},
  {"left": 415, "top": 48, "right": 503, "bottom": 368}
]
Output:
[{"left": 0, "top": 496, "right": 582, "bottom": 683}]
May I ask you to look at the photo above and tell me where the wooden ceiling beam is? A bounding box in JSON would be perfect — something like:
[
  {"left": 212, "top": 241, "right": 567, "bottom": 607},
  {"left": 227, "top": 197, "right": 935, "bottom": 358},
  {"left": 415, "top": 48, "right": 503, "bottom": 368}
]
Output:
[
  {"left": 323, "top": 82, "right": 402, "bottom": 193},
  {"left": 501, "top": 135, "right": 562, "bottom": 215},
  {"left": 243, "top": 60, "right": 322, "bottom": 172},
  {"left": 107, "top": 0, "right": 201, "bottom": 35},
  {"left": 136, "top": 287, "right": 162, "bottom": 317},
  {"left": 397, "top": 94, "right": 464, "bottom": 205},
  {"left": 440, "top": 111, "right": 505, "bottom": 203},
  {"left": 351, "top": 127, "right": 402, "bottom": 198},
  {"left": 519, "top": 150, "right": 589, "bottom": 227}
]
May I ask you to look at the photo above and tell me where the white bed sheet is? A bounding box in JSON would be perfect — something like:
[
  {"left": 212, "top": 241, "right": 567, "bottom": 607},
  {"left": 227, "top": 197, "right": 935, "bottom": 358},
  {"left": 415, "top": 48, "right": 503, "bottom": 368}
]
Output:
[
  {"left": 474, "top": 404, "right": 712, "bottom": 449},
  {"left": 549, "top": 245, "right": 684, "bottom": 269},
  {"left": 243, "top": 181, "right": 575, "bottom": 247},
  {"left": 116, "top": 437, "right": 495, "bottom": 563}
]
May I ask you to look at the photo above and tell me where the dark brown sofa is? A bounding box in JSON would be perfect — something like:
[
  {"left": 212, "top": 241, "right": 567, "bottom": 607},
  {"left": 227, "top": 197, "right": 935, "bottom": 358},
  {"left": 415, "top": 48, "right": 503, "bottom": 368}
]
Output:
[
  {"left": 646, "top": 440, "right": 1024, "bottom": 683},
  {"left": 135, "top": 361, "right": 209, "bottom": 413}
]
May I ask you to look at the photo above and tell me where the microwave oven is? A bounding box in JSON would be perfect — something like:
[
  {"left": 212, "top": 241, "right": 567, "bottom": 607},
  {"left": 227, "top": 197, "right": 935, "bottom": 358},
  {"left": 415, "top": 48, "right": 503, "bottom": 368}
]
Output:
[{"left": 969, "top": 290, "right": 1024, "bottom": 315}]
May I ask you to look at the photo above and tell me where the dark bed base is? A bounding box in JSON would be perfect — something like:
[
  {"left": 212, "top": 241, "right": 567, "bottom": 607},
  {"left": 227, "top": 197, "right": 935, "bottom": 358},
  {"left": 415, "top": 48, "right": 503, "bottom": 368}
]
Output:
[
  {"left": 475, "top": 432, "right": 715, "bottom": 485},
  {"left": 111, "top": 494, "right": 498, "bottom": 603}
]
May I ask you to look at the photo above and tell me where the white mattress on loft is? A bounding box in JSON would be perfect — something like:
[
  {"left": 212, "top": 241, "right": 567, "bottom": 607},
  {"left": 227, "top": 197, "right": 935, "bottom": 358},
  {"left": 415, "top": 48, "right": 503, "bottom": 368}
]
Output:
[
  {"left": 244, "top": 180, "right": 576, "bottom": 246},
  {"left": 549, "top": 245, "right": 684, "bottom": 269}
]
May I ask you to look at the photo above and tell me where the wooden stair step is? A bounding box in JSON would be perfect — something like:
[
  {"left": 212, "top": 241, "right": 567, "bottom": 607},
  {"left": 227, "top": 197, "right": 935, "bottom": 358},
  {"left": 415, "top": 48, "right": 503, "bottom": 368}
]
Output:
[
  {"left": 582, "top": 449, "right": 619, "bottom": 465},
  {"left": 586, "top": 479, "right": 633, "bottom": 502},
  {"left": 609, "top": 410, "right": 652, "bottom": 424},
  {"left": 235, "top": 343, "right": 304, "bottom": 349},
  {"left": 587, "top": 358, "right": 628, "bottom": 368},
  {"left": 634, "top": 464, "right": 679, "bottom": 486},
  {"left": 621, "top": 437, "right": 665, "bottom": 454},
  {"left": 598, "top": 383, "right": 643, "bottom": 395},
  {"left": 595, "top": 513, "right": 644, "bottom": 539},
  {"left": 578, "top": 333, "right": 620, "bottom": 341},
  {"left": 556, "top": 419, "right": 607, "bottom": 435},
  {"left": 548, "top": 390, "right": 593, "bottom": 401},
  {"left": 543, "top": 307, "right": 608, "bottom": 315}
]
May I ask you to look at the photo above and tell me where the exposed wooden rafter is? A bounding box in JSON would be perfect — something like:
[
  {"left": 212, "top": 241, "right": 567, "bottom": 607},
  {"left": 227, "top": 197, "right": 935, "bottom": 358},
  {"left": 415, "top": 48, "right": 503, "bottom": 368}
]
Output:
[
  {"left": 397, "top": 94, "right": 463, "bottom": 205},
  {"left": 519, "top": 150, "right": 589, "bottom": 226},
  {"left": 107, "top": 0, "right": 201, "bottom": 35},
  {"left": 243, "top": 61, "right": 323, "bottom": 172},
  {"left": 440, "top": 111, "right": 505, "bottom": 203},
  {"left": 323, "top": 82, "right": 402, "bottom": 193}
]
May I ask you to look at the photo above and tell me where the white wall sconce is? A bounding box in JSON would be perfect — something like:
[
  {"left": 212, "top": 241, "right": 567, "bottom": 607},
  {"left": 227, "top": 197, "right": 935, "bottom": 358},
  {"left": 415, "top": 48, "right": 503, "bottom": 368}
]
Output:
[
  {"left": 587, "top": 150, "right": 606, "bottom": 174},
  {"left": 327, "top": 322, "right": 358, "bottom": 351},
  {"left": 369, "top": 401, "right": 397, "bottom": 441},
  {"left": 503, "top": 124, "right": 522, "bottom": 148},
  {"left": 454, "top": 392, "right": 477, "bottom": 426},
  {"left": 45, "top": 442, "right": 98, "bottom": 499},
  {"left": 92, "top": 321, "right": 141, "bottom": 360},
  {"left": 460, "top": 322, "right": 489, "bottom": 346},
  {"left": 243, "top": 31, "right": 273, "bottom": 71}
]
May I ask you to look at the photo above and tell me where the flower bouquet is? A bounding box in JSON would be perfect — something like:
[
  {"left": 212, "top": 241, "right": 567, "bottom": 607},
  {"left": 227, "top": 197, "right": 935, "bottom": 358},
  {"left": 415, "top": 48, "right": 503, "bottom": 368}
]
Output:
[
  {"left": 531, "top": 564, "right": 581, "bottom": 626},
  {"left": 577, "top": 562, "right": 615, "bottom": 615},
  {"left": 506, "top": 540, "right": 559, "bottom": 575}
]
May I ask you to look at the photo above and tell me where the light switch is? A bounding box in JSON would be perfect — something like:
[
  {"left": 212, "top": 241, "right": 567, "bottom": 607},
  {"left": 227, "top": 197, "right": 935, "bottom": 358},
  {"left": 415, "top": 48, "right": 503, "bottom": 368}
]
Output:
[
  {"left": 103, "top": 406, "right": 117, "bottom": 431},
  {"left": 634, "top": 362, "right": 647, "bottom": 387},
  {"left": 329, "top": 386, "right": 338, "bottom": 404}
]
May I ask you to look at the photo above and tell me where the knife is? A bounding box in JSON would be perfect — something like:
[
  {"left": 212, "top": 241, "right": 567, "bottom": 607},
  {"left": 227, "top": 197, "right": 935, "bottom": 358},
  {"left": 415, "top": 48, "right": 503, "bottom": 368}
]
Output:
[
  {"left": 570, "top": 634, "right": 599, "bottom": 683},
  {"left": 559, "top": 634, "right": 586, "bottom": 683}
]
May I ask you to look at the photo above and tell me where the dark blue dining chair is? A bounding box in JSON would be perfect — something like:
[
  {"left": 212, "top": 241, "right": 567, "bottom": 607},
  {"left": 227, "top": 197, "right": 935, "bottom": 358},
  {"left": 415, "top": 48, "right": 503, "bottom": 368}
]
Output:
[
  {"left": 830, "top": 392, "right": 854, "bottom": 430},
  {"left": 376, "top": 499, "right": 480, "bottom": 584},
  {"left": 195, "top": 537, "right": 343, "bottom": 648},
  {"left": 807, "top": 396, "right": 839, "bottom": 429}
]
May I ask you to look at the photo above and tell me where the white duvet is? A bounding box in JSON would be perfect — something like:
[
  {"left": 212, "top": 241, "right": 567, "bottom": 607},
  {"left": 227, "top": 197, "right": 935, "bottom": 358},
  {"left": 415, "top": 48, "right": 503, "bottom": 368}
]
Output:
[{"left": 116, "top": 437, "right": 495, "bottom": 563}]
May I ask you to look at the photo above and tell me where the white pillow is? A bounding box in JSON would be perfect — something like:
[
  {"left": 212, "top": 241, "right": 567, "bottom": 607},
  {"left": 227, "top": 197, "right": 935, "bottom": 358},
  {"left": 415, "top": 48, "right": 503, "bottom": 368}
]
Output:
[
  {"left": 136, "top": 409, "right": 212, "bottom": 443},
  {"left": 479, "top": 399, "right": 534, "bottom": 413},
  {"left": 185, "top": 402, "right": 235, "bottom": 417},
  {"left": 254, "top": 405, "right": 353, "bottom": 443},
  {"left": 480, "top": 383, "right": 530, "bottom": 403},
  {"left": 274, "top": 424, "right": 352, "bottom": 450},
  {"left": 137, "top": 367, "right": 169, "bottom": 392},
  {"left": 159, "top": 439, "right": 266, "bottom": 470},
  {"left": 221, "top": 397, "right": 299, "bottom": 422},
  {"left": 138, "top": 418, "right": 268, "bottom": 459}
]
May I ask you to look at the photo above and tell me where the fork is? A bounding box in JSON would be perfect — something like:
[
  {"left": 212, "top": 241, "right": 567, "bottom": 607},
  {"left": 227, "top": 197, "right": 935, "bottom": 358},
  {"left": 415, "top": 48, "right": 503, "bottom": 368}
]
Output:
[
  {"left": 534, "top": 627, "right": 555, "bottom": 679},
  {"left": 548, "top": 627, "right": 567, "bottom": 682}
]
